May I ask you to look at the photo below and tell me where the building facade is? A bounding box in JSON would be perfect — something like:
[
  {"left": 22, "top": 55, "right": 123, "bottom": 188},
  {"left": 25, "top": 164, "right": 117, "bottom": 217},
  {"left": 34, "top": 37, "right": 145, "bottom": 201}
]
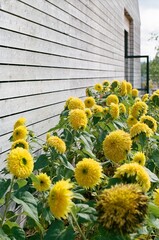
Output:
[{"left": 0, "top": 0, "right": 140, "bottom": 163}]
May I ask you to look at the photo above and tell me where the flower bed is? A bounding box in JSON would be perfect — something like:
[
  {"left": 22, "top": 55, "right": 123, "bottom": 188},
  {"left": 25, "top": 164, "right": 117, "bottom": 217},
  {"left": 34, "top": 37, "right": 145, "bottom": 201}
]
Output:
[{"left": 1, "top": 79, "right": 159, "bottom": 240}]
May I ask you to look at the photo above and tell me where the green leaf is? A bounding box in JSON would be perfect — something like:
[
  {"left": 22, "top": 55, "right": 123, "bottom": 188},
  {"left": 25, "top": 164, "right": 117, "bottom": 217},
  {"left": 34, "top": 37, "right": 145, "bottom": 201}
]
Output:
[
  {"left": 59, "top": 155, "right": 74, "bottom": 171},
  {"left": 0, "top": 228, "right": 10, "bottom": 240},
  {"left": 92, "top": 116, "right": 101, "bottom": 125},
  {"left": 12, "top": 191, "right": 43, "bottom": 231},
  {"left": 16, "top": 179, "right": 27, "bottom": 189},
  {"left": 91, "top": 225, "right": 129, "bottom": 240},
  {"left": 73, "top": 192, "right": 86, "bottom": 201},
  {"left": 82, "top": 147, "right": 96, "bottom": 159},
  {"left": 34, "top": 154, "right": 48, "bottom": 170},
  {"left": 151, "top": 149, "right": 159, "bottom": 167},
  {"left": 0, "top": 179, "right": 11, "bottom": 199},
  {"left": 44, "top": 220, "right": 75, "bottom": 240},
  {"left": 148, "top": 202, "right": 159, "bottom": 217},
  {"left": 139, "top": 132, "right": 147, "bottom": 149},
  {"left": 10, "top": 226, "right": 25, "bottom": 240},
  {"left": 106, "top": 178, "right": 122, "bottom": 188},
  {"left": 145, "top": 167, "right": 159, "bottom": 182}
]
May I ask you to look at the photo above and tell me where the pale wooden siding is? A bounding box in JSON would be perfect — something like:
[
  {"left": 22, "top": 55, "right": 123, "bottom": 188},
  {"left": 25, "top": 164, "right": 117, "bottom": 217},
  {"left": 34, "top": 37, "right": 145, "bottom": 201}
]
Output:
[{"left": 0, "top": 0, "right": 140, "bottom": 162}]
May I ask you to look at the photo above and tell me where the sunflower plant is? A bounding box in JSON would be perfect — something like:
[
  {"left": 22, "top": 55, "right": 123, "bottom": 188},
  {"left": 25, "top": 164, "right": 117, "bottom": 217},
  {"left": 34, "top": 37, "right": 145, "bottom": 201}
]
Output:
[{"left": 1, "top": 80, "right": 159, "bottom": 240}]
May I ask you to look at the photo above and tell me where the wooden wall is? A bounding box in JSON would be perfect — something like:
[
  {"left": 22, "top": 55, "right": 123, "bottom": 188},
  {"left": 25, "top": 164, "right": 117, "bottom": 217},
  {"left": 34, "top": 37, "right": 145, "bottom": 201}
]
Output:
[{"left": 0, "top": 0, "right": 140, "bottom": 163}]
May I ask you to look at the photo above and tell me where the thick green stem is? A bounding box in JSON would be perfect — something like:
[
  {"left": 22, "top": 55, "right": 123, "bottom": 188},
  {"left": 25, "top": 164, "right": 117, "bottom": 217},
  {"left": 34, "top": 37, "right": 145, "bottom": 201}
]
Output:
[
  {"left": 1, "top": 176, "right": 15, "bottom": 227},
  {"left": 70, "top": 210, "right": 87, "bottom": 240}
]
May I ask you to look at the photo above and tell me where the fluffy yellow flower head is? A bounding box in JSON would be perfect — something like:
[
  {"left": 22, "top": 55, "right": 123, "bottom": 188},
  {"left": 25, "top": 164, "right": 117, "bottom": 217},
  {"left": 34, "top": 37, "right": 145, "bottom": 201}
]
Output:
[
  {"left": 75, "top": 158, "right": 103, "bottom": 188},
  {"left": 69, "top": 109, "right": 88, "bottom": 130},
  {"left": 140, "top": 115, "right": 157, "bottom": 133},
  {"left": 47, "top": 136, "right": 66, "bottom": 154},
  {"left": 150, "top": 93, "right": 159, "bottom": 104},
  {"left": 114, "top": 162, "right": 151, "bottom": 192},
  {"left": 48, "top": 179, "right": 73, "bottom": 219},
  {"left": 132, "top": 152, "right": 146, "bottom": 166},
  {"left": 126, "top": 82, "right": 132, "bottom": 94},
  {"left": 85, "top": 108, "right": 92, "bottom": 118},
  {"left": 131, "top": 101, "right": 148, "bottom": 119},
  {"left": 68, "top": 97, "right": 85, "bottom": 110},
  {"left": 119, "top": 103, "right": 126, "bottom": 114},
  {"left": 142, "top": 94, "right": 149, "bottom": 102},
  {"left": 13, "top": 126, "right": 28, "bottom": 141},
  {"left": 7, "top": 147, "right": 34, "bottom": 178},
  {"left": 94, "top": 83, "right": 103, "bottom": 92},
  {"left": 106, "top": 94, "right": 119, "bottom": 106},
  {"left": 11, "top": 139, "right": 29, "bottom": 150},
  {"left": 132, "top": 88, "right": 139, "bottom": 97},
  {"left": 103, "top": 130, "right": 132, "bottom": 163},
  {"left": 102, "top": 80, "right": 110, "bottom": 87},
  {"left": 92, "top": 104, "right": 103, "bottom": 114},
  {"left": 154, "top": 89, "right": 159, "bottom": 94},
  {"left": 14, "top": 117, "right": 26, "bottom": 130},
  {"left": 33, "top": 173, "right": 51, "bottom": 192},
  {"left": 110, "top": 80, "right": 120, "bottom": 90},
  {"left": 96, "top": 184, "right": 148, "bottom": 233},
  {"left": 84, "top": 97, "right": 95, "bottom": 108},
  {"left": 130, "top": 122, "right": 153, "bottom": 140},
  {"left": 127, "top": 115, "right": 138, "bottom": 128},
  {"left": 153, "top": 189, "right": 159, "bottom": 206},
  {"left": 120, "top": 80, "right": 127, "bottom": 96},
  {"left": 109, "top": 103, "right": 119, "bottom": 119}
]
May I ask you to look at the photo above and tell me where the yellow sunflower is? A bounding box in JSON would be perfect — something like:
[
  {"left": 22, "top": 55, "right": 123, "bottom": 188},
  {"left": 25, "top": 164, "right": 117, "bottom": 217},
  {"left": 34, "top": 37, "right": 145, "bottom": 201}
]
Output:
[
  {"left": 69, "top": 109, "right": 88, "bottom": 130},
  {"left": 126, "top": 82, "right": 132, "bottom": 94},
  {"left": 12, "top": 126, "right": 28, "bottom": 141},
  {"left": 127, "top": 115, "right": 138, "bottom": 128},
  {"left": 102, "top": 80, "right": 110, "bottom": 87},
  {"left": 94, "top": 83, "right": 103, "bottom": 92},
  {"left": 11, "top": 139, "right": 29, "bottom": 150},
  {"left": 92, "top": 104, "right": 103, "bottom": 114},
  {"left": 150, "top": 93, "right": 159, "bottom": 104},
  {"left": 132, "top": 89, "right": 139, "bottom": 97},
  {"left": 48, "top": 179, "right": 73, "bottom": 219},
  {"left": 114, "top": 162, "right": 151, "bottom": 192},
  {"left": 65, "top": 96, "right": 74, "bottom": 108},
  {"left": 106, "top": 94, "right": 119, "bottom": 106},
  {"left": 96, "top": 184, "right": 148, "bottom": 233},
  {"left": 110, "top": 80, "right": 120, "bottom": 90},
  {"left": 120, "top": 80, "right": 127, "bottom": 96},
  {"left": 7, "top": 147, "right": 34, "bottom": 178},
  {"left": 75, "top": 158, "right": 103, "bottom": 188},
  {"left": 47, "top": 136, "right": 66, "bottom": 154},
  {"left": 68, "top": 97, "right": 85, "bottom": 110},
  {"left": 33, "top": 173, "right": 51, "bottom": 192},
  {"left": 140, "top": 115, "right": 157, "bottom": 133},
  {"left": 85, "top": 108, "right": 92, "bottom": 118},
  {"left": 84, "top": 97, "right": 95, "bottom": 108},
  {"left": 153, "top": 189, "right": 159, "bottom": 206},
  {"left": 132, "top": 152, "right": 146, "bottom": 166},
  {"left": 142, "top": 94, "right": 149, "bottom": 102},
  {"left": 109, "top": 103, "right": 119, "bottom": 119},
  {"left": 131, "top": 101, "right": 148, "bottom": 119},
  {"left": 103, "top": 130, "right": 132, "bottom": 163},
  {"left": 130, "top": 122, "right": 153, "bottom": 140},
  {"left": 119, "top": 103, "right": 126, "bottom": 114},
  {"left": 14, "top": 117, "right": 26, "bottom": 129}
]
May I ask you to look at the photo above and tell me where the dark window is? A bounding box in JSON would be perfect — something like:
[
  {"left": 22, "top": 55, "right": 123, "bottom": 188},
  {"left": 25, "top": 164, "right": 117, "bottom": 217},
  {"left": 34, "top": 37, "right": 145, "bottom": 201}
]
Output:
[{"left": 124, "top": 30, "right": 128, "bottom": 57}]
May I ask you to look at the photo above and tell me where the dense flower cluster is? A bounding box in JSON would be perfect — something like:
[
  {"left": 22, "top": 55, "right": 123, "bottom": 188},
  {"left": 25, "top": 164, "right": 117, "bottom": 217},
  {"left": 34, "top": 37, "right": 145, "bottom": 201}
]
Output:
[{"left": 2, "top": 79, "right": 159, "bottom": 240}]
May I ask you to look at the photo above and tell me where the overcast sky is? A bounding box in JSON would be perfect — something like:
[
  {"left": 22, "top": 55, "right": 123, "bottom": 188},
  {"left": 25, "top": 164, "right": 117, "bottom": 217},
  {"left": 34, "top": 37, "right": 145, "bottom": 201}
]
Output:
[{"left": 138, "top": 0, "right": 159, "bottom": 60}]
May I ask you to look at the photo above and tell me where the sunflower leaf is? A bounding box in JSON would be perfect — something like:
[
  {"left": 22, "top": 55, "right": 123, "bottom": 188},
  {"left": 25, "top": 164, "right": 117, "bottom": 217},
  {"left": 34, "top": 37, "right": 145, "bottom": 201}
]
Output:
[
  {"left": 0, "top": 178, "right": 11, "bottom": 199},
  {"left": 12, "top": 191, "right": 43, "bottom": 231},
  {"left": 44, "top": 220, "right": 75, "bottom": 240}
]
